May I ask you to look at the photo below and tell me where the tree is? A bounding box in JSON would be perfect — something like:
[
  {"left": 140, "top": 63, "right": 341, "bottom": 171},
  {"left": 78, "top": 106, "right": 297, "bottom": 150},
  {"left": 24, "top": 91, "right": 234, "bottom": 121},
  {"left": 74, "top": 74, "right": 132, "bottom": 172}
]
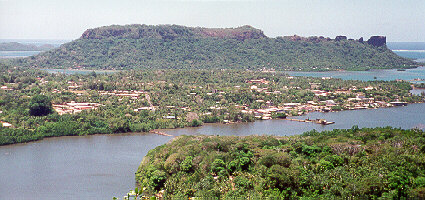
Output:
[{"left": 29, "top": 95, "right": 53, "bottom": 116}]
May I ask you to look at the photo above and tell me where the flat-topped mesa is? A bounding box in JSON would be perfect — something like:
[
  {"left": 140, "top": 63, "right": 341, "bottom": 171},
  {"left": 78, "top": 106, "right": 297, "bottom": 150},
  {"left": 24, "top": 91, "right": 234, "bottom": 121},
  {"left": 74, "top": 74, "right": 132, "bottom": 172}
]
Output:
[
  {"left": 80, "top": 24, "right": 266, "bottom": 40},
  {"left": 20, "top": 23, "right": 414, "bottom": 71}
]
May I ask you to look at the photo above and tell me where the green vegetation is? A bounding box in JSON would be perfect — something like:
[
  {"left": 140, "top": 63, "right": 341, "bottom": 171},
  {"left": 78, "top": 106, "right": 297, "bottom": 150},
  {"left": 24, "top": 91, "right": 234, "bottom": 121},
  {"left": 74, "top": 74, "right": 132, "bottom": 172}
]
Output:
[
  {"left": 136, "top": 127, "right": 425, "bottom": 199},
  {"left": 28, "top": 95, "right": 53, "bottom": 116},
  {"left": 0, "top": 63, "right": 423, "bottom": 145},
  {"left": 14, "top": 24, "right": 419, "bottom": 71},
  {"left": 415, "top": 83, "right": 425, "bottom": 88}
]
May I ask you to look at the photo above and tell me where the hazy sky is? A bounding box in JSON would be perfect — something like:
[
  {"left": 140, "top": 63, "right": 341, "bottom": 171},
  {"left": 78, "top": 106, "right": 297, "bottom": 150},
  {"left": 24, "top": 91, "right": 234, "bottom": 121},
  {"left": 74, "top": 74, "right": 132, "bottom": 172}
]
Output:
[{"left": 1, "top": 0, "right": 424, "bottom": 41}]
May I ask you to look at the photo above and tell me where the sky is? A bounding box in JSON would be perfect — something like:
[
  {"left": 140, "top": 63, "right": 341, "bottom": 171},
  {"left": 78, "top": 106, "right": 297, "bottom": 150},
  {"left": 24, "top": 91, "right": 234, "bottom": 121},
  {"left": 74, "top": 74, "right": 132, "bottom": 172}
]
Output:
[{"left": 1, "top": 0, "right": 424, "bottom": 42}]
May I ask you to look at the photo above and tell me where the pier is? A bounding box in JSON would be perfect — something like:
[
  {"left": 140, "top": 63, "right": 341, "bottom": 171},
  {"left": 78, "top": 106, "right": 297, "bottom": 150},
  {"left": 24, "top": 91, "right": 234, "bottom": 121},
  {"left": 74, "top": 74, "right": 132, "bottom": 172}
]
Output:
[
  {"left": 286, "top": 118, "right": 335, "bottom": 125},
  {"left": 149, "top": 130, "right": 172, "bottom": 136},
  {"left": 389, "top": 101, "right": 408, "bottom": 106}
]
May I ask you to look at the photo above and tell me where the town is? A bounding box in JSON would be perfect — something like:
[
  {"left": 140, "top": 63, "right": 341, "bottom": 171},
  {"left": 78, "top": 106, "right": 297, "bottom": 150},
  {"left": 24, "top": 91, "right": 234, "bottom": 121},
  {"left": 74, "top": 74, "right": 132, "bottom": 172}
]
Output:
[{"left": 1, "top": 69, "right": 422, "bottom": 135}]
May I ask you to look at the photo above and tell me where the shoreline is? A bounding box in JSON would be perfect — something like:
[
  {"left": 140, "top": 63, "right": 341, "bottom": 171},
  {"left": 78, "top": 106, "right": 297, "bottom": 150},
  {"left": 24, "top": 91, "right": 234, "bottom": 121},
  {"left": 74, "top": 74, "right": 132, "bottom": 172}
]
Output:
[
  {"left": 1, "top": 101, "right": 423, "bottom": 147},
  {"left": 1, "top": 102, "right": 424, "bottom": 147}
]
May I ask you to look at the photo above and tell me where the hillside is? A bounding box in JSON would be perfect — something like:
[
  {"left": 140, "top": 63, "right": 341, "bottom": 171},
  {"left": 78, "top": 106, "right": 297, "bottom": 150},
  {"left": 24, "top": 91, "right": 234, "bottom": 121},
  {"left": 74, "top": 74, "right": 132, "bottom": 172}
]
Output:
[
  {"left": 136, "top": 127, "right": 425, "bottom": 199},
  {"left": 16, "top": 24, "right": 420, "bottom": 71},
  {"left": 0, "top": 42, "right": 54, "bottom": 51}
]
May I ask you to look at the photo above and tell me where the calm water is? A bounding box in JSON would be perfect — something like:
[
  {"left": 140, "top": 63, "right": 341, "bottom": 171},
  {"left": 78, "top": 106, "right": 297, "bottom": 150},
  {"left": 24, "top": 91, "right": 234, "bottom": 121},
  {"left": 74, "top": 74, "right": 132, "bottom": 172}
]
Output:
[
  {"left": 388, "top": 42, "right": 425, "bottom": 63},
  {"left": 287, "top": 67, "right": 425, "bottom": 83},
  {"left": 1, "top": 103, "right": 425, "bottom": 199},
  {"left": 286, "top": 42, "right": 425, "bottom": 83},
  {"left": 0, "top": 51, "right": 41, "bottom": 59}
]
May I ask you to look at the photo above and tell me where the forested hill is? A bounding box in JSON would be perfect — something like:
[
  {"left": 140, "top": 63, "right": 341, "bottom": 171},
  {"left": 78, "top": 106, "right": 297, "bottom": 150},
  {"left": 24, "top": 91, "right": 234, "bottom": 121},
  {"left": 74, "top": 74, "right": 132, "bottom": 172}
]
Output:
[
  {"left": 136, "top": 127, "right": 425, "bottom": 199},
  {"left": 16, "top": 24, "right": 420, "bottom": 71}
]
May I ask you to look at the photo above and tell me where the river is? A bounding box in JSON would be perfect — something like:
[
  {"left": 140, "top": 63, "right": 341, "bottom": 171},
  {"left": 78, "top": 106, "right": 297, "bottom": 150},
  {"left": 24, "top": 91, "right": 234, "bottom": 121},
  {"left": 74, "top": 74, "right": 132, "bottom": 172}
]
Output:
[{"left": 1, "top": 103, "right": 425, "bottom": 199}]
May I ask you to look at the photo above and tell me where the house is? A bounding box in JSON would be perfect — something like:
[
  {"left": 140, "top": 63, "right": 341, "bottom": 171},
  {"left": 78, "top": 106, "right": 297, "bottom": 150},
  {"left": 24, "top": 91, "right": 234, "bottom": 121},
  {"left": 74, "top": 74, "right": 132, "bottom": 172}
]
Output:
[
  {"left": 1, "top": 86, "right": 13, "bottom": 91},
  {"left": 134, "top": 106, "right": 155, "bottom": 112},
  {"left": 364, "top": 86, "right": 374, "bottom": 90},
  {"left": 247, "top": 79, "right": 269, "bottom": 84},
  {"left": 53, "top": 102, "right": 102, "bottom": 115},
  {"left": 163, "top": 116, "right": 176, "bottom": 119},
  {"left": 311, "top": 90, "right": 328, "bottom": 96},
  {"left": 1, "top": 121, "right": 12, "bottom": 127}
]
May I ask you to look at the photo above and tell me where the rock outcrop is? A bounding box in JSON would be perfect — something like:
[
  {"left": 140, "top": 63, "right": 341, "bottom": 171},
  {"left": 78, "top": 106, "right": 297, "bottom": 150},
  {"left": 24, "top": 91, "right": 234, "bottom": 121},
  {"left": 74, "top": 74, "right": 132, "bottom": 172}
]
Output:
[
  {"left": 367, "top": 36, "right": 386, "bottom": 47},
  {"left": 335, "top": 36, "right": 347, "bottom": 41}
]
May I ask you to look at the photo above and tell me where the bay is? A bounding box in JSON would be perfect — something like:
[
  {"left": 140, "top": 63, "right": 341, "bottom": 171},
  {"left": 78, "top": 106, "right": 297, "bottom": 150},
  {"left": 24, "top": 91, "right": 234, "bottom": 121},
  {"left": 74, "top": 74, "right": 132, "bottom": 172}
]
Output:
[
  {"left": 1, "top": 103, "right": 424, "bottom": 199},
  {"left": 1, "top": 41, "right": 425, "bottom": 199}
]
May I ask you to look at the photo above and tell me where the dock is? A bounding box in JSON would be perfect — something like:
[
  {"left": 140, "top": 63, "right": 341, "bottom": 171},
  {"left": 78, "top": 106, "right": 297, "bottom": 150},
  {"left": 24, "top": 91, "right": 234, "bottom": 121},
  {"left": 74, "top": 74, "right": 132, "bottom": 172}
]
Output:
[
  {"left": 286, "top": 118, "right": 335, "bottom": 125},
  {"left": 389, "top": 101, "right": 408, "bottom": 106},
  {"left": 149, "top": 130, "right": 172, "bottom": 136}
]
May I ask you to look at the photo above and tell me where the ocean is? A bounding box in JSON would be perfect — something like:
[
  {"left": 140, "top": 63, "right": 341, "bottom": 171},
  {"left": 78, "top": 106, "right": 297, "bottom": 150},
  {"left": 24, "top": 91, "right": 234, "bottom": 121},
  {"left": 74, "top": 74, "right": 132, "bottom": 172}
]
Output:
[{"left": 387, "top": 42, "right": 425, "bottom": 63}]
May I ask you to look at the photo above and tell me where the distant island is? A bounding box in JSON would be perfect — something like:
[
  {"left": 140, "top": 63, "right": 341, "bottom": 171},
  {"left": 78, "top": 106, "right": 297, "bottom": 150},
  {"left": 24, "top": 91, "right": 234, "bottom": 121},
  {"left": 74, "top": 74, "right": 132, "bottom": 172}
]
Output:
[
  {"left": 0, "top": 42, "right": 55, "bottom": 51},
  {"left": 14, "top": 24, "right": 421, "bottom": 71}
]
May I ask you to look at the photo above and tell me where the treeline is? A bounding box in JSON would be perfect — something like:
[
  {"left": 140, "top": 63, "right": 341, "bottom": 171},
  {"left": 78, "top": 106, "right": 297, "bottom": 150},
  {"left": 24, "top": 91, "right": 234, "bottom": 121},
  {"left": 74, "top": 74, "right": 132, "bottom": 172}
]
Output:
[
  {"left": 136, "top": 127, "right": 425, "bottom": 199},
  {"left": 14, "top": 25, "right": 419, "bottom": 71}
]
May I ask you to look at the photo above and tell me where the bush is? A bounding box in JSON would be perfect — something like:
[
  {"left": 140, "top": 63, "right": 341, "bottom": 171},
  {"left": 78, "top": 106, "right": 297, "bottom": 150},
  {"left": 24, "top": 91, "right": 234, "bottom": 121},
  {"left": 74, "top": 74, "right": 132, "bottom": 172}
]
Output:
[
  {"left": 211, "top": 159, "right": 226, "bottom": 174},
  {"left": 180, "top": 156, "right": 193, "bottom": 172},
  {"left": 28, "top": 95, "right": 53, "bottom": 116},
  {"left": 149, "top": 170, "right": 167, "bottom": 191},
  {"left": 190, "top": 119, "right": 202, "bottom": 127}
]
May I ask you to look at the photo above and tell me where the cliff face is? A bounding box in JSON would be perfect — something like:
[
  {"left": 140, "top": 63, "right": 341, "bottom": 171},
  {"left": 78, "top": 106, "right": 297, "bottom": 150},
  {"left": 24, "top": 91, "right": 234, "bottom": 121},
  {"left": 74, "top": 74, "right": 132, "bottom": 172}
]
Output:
[
  {"left": 335, "top": 36, "right": 347, "bottom": 41},
  {"left": 367, "top": 36, "right": 386, "bottom": 47},
  {"left": 80, "top": 24, "right": 266, "bottom": 40},
  {"left": 80, "top": 24, "right": 387, "bottom": 47}
]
